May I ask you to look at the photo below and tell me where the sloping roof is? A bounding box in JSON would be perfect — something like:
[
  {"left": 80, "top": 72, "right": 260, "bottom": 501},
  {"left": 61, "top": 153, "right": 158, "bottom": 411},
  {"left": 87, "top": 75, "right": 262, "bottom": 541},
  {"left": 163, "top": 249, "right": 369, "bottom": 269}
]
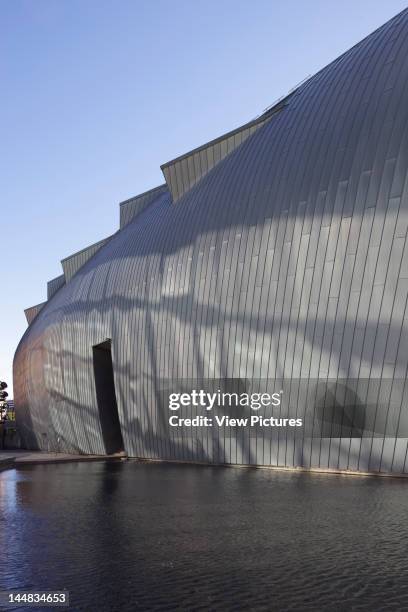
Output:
[
  {"left": 61, "top": 236, "right": 113, "bottom": 282},
  {"left": 120, "top": 184, "right": 168, "bottom": 228},
  {"left": 47, "top": 274, "right": 65, "bottom": 299},
  {"left": 24, "top": 302, "right": 47, "bottom": 325},
  {"left": 161, "top": 100, "right": 289, "bottom": 202}
]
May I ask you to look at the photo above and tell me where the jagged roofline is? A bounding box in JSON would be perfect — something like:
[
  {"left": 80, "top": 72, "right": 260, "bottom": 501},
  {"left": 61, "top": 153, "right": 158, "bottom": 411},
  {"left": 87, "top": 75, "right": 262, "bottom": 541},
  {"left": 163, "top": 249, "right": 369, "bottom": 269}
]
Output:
[
  {"left": 159, "top": 7, "right": 408, "bottom": 203},
  {"left": 61, "top": 234, "right": 116, "bottom": 282},
  {"left": 24, "top": 185, "right": 169, "bottom": 323},
  {"left": 160, "top": 98, "right": 290, "bottom": 203},
  {"left": 47, "top": 274, "right": 65, "bottom": 300},
  {"left": 24, "top": 6, "right": 408, "bottom": 322},
  {"left": 119, "top": 183, "right": 168, "bottom": 229},
  {"left": 15, "top": 7, "right": 408, "bottom": 471},
  {"left": 28, "top": 100, "right": 289, "bottom": 319},
  {"left": 24, "top": 302, "right": 47, "bottom": 325},
  {"left": 119, "top": 182, "right": 167, "bottom": 207}
]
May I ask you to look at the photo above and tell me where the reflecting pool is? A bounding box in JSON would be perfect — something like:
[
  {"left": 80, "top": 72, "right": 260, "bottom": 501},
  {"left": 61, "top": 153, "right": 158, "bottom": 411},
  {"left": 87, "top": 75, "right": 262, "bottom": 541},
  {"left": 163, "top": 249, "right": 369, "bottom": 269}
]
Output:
[{"left": 0, "top": 462, "right": 407, "bottom": 611}]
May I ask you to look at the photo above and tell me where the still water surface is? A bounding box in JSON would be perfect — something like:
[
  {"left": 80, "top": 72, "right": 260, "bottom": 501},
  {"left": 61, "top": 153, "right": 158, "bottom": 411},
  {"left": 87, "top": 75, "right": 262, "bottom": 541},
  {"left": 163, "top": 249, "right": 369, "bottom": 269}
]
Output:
[{"left": 0, "top": 461, "right": 407, "bottom": 611}]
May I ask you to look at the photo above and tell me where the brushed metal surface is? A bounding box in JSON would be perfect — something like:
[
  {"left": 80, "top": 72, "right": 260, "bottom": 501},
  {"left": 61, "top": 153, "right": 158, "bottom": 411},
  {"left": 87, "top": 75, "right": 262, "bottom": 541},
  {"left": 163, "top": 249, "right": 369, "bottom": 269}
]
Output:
[
  {"left": 23, "top": 302, "right": 47, "bottom": 325},
  {"left": 47, "top": 274, "right": 65, "bottom": 300},
  {"left": 14, "top": 9, "right": 408, "bottom": 473},
  {"left": 61, "top": 235, "right": 114, "bottom": 282},
  {"left": 120, "top": 184, "right": 168, "bottom": 229}
]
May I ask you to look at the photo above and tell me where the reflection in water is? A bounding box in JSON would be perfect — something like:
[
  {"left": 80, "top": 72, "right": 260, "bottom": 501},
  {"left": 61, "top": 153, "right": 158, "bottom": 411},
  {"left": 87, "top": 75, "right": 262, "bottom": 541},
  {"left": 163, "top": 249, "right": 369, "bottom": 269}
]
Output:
[{"left": 0, "top": 462, "right": 407, "bottom": 611}]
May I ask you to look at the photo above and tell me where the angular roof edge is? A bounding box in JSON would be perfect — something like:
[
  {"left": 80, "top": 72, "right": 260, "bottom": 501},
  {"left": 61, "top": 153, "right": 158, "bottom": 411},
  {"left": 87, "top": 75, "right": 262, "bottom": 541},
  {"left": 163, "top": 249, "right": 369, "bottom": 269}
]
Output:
[
  {"left": 160, "top": 96, "right": 292, "bottom": 203},
  {"left": 47, "top": 274, "right": 66, "bottom": 300},
  {"left": 160, "top": 98, "right": 289, "bottom": 172},
  {"left": 61, "top": 234, "right": 116, "bottom": 282},
  {"left": 24, "top": 301, "right": 47, "bottom": 325},
  {"left": 119, "top": 183, "right": 168, "bottom": 207},
  {"left": 60, "top": 234, "right": 115, "bottom": 264}
]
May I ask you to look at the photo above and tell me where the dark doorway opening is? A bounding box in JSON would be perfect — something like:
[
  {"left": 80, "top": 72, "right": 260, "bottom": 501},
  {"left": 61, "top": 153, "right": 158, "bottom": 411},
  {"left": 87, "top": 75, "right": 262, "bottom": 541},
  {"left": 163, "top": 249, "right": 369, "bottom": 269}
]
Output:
[{"left": 93, "top": 339, "right": 124, "bottom": 455}]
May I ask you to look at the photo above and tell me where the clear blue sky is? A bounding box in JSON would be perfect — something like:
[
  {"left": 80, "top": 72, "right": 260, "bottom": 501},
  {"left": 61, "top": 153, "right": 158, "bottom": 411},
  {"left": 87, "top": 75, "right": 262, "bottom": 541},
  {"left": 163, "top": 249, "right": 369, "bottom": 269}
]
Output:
[{"left": 2, "top": 0, "right": 407, "bottom": 395}]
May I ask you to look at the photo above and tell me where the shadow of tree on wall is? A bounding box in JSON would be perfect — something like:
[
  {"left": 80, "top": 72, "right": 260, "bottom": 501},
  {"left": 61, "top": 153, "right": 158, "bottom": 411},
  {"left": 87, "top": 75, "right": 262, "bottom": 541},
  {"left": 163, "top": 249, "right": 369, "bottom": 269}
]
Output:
[
  {"left": 15, "top": 291, "right": 408, "bottom": 474},
  {"left": 14, "top": 111, "right": 408, "bottom": 474}
]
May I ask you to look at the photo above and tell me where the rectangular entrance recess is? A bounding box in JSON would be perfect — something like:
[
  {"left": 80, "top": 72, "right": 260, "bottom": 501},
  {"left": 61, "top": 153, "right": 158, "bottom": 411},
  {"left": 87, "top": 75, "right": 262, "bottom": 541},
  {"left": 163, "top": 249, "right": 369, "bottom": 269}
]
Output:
[{"left": 92, "top": 339, "right": 124, "bottom": 455}]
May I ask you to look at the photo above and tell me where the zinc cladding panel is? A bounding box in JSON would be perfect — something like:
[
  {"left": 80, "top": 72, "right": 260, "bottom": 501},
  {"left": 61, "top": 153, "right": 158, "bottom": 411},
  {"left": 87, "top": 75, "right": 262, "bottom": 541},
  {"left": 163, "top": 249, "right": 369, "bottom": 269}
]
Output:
[
  {"left": 120, "top": 185, "right": 168, "bottom": 229},
  {"left": 24, "top": 302, "right": 47, "bottom": 325},
  {"left": 47, "top": 274, "right": 65, "bottom": 300},
  {"left": 13, "top": 9, "right": 408, "bottom": 473},
  {"left": 162, "top": 115, "right": 270, "bottom": 202},
  {"left": 61, "top": 236, "right": 112, "bottom": 282}
]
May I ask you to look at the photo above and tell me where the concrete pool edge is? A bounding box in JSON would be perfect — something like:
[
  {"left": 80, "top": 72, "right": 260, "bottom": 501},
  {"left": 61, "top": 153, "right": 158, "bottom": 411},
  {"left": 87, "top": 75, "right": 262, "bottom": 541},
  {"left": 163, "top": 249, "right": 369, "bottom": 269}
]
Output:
[
  {"left": 0, "top": 451, "right": 124, "bottom": 472},
  {"left": 130, "top": 457, "right": 408, "bottom": 479},
  {"left": 2, "top": 451, "right": 407, "bottom": 479}
]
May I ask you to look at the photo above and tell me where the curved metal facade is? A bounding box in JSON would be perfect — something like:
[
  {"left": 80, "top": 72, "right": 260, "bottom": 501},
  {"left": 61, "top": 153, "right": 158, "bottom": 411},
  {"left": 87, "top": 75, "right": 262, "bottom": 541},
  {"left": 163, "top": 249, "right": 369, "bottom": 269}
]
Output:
[{"left": 14, "top": 9, "right": 408, "bottom": 473}]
